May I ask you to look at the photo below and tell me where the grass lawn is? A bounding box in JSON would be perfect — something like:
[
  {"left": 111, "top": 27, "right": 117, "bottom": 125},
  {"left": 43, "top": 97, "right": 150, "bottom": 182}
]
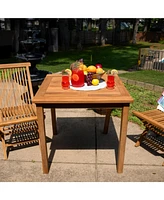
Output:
[
  {"left": 36, "top": 41, "right": 164, "bottom": 87},
  {"left": 0, "top": 41, "right": 163, "bottom": 126},
  {"left": 1, "top": 41, "right": 164, "bottom": 87},
  {"left": 119, "top": 70, "right": 164, "bottom": 87},
  {"left": 37, "top": 42, "right": 152, "bottom": 73},
  {"left": 112, "top": 83, "right": 161, "bottom": 127}
]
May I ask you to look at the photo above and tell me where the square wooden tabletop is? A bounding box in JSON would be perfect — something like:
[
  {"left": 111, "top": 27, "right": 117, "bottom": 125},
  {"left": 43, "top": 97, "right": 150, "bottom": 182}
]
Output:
[{"left": 33, "top": 73, "right": 133, "bottom": 106}]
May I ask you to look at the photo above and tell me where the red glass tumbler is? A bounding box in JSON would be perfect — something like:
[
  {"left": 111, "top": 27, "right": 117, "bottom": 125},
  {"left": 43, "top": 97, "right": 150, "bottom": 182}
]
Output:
[
  {"left": 62, "top": 74, "right": 70, "bottom": 89},
  {"left": 107, "top": 74, "right": 115, "bottom": 89}
]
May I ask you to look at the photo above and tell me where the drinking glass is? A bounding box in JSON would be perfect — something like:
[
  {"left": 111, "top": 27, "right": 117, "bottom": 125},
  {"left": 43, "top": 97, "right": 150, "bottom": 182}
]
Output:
[
  {"left": 62, "top": 74, "right": 70, "bottom": 89},
  {"left": 107, "top": 74, "right": 115, "bottom": 89}
]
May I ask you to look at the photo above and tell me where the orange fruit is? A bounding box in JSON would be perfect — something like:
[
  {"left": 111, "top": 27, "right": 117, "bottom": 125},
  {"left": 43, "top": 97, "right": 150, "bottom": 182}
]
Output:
[
  {"left": 87, "top": 65, "right": 96, "bottom": 73},
  {"left": 72, "top": 74, "right": 79, "bottom": 81},
  {"left": 96, "top": 68, "right": 104, "bottom": 74}
]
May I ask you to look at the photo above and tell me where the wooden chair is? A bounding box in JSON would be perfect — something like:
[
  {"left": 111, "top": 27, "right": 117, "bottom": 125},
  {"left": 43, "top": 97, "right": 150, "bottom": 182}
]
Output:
[
  {"left": 132, "top": 109, "right": 164, "bottom": 165},
  {"left": 0, "top": 62, "right": 39, "bottom": 159}
]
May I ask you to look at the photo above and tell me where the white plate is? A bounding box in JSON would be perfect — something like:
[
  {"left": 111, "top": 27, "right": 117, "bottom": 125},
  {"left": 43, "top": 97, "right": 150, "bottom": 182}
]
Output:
[{"left": 70, "top": 81, "right": 107, "bottom": 91}]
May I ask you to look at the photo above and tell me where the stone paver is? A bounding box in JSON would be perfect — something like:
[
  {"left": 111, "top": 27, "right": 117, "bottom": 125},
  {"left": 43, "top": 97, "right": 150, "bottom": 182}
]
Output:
[{"left": 0, "top": 108, "right": 163, "bottom": 182}]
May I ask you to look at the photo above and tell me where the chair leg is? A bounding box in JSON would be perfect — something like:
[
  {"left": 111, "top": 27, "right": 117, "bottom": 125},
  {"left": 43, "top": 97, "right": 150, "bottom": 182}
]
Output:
[
  {"left": 135, "top": 129, "right": 148, "bottom": 147},
  {"left": 103, "top": 109, "right": 112, "bottom": 134},
  {"left": 0, "top": 134, "right": 8, "bottom": 159}
]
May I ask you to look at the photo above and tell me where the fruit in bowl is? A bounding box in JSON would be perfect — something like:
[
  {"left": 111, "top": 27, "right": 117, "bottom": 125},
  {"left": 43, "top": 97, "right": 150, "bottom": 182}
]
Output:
[
  {"left": 92, "top": 68, "right": 105, "bottom": 80},
  {"left": 87, "top": 65, "right": 97, "bottom": 73},
  {"left": 92, "top": 79, "right": 99, "bottom": 86},
  {"left": 68, "top": 60, "right": 106, "bottom": 87},
  {"left": 96, "top": 68, "right": 104, "bottom": 74},
  {"left": 92, "top": 72, "right": 105, "bottom": 80},
  {"left": 95, "top": 63, "right": 103, "bottom": 69}
]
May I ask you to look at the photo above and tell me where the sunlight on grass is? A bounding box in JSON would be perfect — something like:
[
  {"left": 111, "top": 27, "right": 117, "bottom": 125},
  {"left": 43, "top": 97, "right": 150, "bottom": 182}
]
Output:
[
  {"left": 119, "top": 70, "right": 164, "bottom": 87},
  {"left": 1, "top": 42, "right": 164, "bottom": 127},
  {"left": 112, "top": 84, "right": 161, "bottom": 126},
  {"left": 37, "top": 43, "right": 143, "bottom": 73}
]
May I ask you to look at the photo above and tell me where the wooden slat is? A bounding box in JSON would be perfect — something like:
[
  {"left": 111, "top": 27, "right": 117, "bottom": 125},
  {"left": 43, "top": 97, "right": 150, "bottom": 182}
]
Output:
[
  {"left": 0, "top": 64, "right": 36, "bottom": 123},
  {"left": 133, "top": 110, "right": 164, "bottom": 130},
  {"left": 0, "top": 62, "right": 39, "bottom": 159},
  {"left": 0, "top": 62, "right": 31, "bottom": 69},
  {"left": 33, "top": 74, "right": 134, "bottom": 105}
]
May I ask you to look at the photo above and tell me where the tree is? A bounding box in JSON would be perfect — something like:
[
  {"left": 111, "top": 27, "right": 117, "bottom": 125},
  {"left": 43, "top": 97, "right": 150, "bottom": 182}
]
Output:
[
  {"left": 76, "top": 19, "right": 83, "bottom": 49},
  {"left": 87, "top": 18, "right": 92, "bottom": 30},
  {"left": 58, "top": 19, "right": 70, "bottom": 51},
  {"left": 143, "top": 18, "right": 151, "bottom": 32},
  {"left": 99, "top": 18, "right": 108, "bottom": 46},
  {"left": 113, "top": 19, "right": 121, "bottom": 45},
  {"left": 132, "top": 19, "right": 139, "bottom": 44}
]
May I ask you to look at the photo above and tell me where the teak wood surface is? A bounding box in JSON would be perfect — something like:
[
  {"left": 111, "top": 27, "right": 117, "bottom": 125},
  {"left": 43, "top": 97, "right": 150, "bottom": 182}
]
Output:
[
  {"left": 33, "top": 73, "right": 134, "bottom": 174},
  {"left": 0, "top": 62, "right": 39, "bottom": 159},
  {"left": 133, "top": 109, "right": 164, "bottom": 159}
]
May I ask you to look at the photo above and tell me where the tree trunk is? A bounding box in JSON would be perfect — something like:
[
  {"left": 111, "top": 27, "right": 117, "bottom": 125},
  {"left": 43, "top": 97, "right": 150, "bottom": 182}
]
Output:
[
  {"left": 13, "top": 19, "right": 20, "bottom": 53},
  {"left": 87, "top": 18, "right": 92, "bottom": 30},
  {"left": 76, "top": 19, "right": 83, "bottom": 50},
  {"left": 113, "top": 19, "right": 121, "bottom": 45},
  {"left": 40, "top": 19, "right": 46, "bottom": 39},
  {"left": 132, "top": 19, "right": 139, "bottom": 44},
  {"left": 143, "top": 19, "right": 151, "bottom": 32},
  {"left": 157, "top": 19, "right": 163, "bottom": 30},
  {"left": 111, "top": 18, "right": 115, "bottom": 29},
  {"left": 100, "top": 19, "right": 107, "bottom": 46},
  {"left": 5, "top": 18, "right": 11, "bottom": 30},
  {"left": 58, "top": 19, "right": 70, "bottom": 51}
]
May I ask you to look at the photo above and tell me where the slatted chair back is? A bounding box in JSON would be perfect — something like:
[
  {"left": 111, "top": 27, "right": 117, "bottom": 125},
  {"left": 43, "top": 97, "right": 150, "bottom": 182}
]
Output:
[
  {"left": 0, "top": 62, "right": 39, "bottom": 159},
  {"left": 0, "top": 62, "right": 37, "bottom": 126}
]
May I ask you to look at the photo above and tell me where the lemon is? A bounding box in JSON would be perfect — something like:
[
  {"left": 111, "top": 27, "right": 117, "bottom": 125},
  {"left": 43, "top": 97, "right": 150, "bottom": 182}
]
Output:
[
  {"left": 84, "top": 71, "right": 88, "bottom": 75},
  {"left": 80, "top": 64, "right": 87, "bottom": 71},
  {"left": 92, "top": 79, "right": 99, "bottom": 86},
  {"left": 111, "top": 69, "right": 118, "bottom": 75},
  {"left": 65, "top": 69, "right": 72, "bottom": 76},
  {"left": 96, "top": 68, "right": 104, "bottom": 74}
]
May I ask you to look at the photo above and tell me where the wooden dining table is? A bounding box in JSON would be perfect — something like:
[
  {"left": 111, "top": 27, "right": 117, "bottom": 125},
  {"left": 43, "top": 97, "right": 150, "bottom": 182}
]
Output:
[{"left": 32, "top": 73, "right": 134, "bottom": 174}]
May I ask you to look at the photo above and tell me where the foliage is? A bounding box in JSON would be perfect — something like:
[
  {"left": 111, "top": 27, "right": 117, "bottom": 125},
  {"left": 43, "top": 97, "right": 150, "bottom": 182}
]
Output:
[
  {"left": 159, "top": 40, "right": 164, "bottom": 44},
  {"left": 112, "top": 84, "right": 161, "bottom": 127}
]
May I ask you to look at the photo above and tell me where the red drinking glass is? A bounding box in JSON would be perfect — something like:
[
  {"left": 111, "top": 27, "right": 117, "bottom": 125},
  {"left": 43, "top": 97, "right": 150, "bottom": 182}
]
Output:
[
  {"left": 62, "top": 74, "right": 70, "bottom": 89},
  {"left": 107, "top": 75, "right": 115, "bottom": 89}
]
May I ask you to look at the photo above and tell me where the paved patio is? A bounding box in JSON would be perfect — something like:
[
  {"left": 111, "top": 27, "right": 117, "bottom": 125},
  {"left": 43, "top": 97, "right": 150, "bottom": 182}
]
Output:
[{"left": 0, "top": 108, "right": 163, "bottom": 182}]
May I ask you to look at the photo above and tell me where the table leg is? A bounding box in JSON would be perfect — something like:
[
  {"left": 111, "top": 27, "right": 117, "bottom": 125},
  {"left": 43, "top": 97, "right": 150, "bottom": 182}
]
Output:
[
  {"left": 103, "top": 109, "right": 112, "bottom": 134},
  {"left": 51, "top": 108, "right": 57, "bottom": 135},
  {"left": 37, "top": 106, "right": 49, "bottom": 174},
  {"left": 117, "top": 105, "right": 129, "bottom": 173}
]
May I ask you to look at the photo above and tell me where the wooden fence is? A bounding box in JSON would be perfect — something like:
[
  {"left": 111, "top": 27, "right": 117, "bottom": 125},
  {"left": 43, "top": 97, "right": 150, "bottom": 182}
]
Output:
[
  {"left": 139, "top": 48, "right": 164, "bottom": 72},
  {"left": 70, "top": 30, "right": 130, "bottom": 45}
]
